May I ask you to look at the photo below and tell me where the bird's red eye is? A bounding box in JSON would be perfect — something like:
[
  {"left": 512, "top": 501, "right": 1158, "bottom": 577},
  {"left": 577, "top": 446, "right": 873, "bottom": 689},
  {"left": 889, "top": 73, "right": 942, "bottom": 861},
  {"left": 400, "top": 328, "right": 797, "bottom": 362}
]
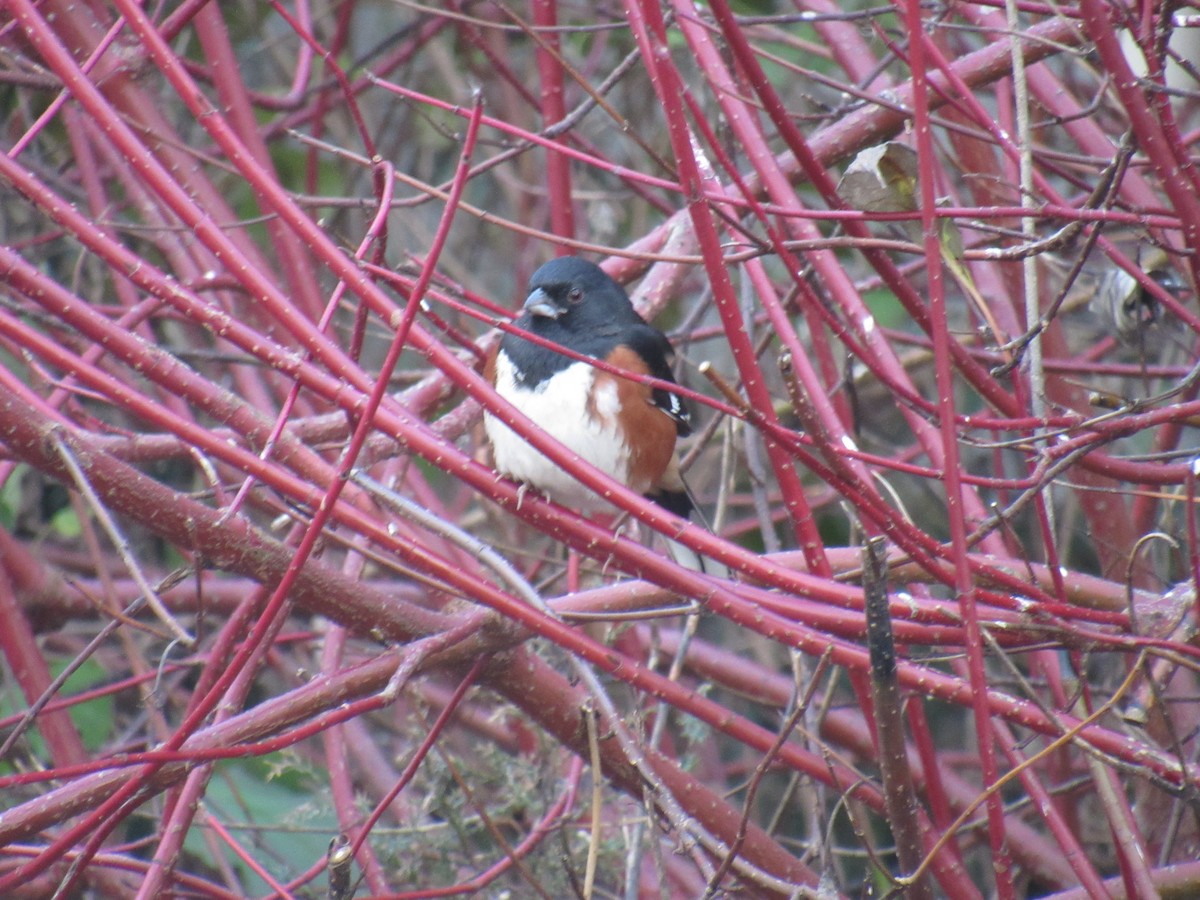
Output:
[{"left": 568, "top": 287, "right": 583, "bottom": 304}]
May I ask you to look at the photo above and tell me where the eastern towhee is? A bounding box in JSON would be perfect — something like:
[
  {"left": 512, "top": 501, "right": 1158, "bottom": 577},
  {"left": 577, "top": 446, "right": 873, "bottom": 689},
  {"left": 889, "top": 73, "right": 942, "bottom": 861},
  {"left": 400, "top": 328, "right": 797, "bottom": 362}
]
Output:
[{"left": 484, "top": 256, "right": 697, "bottom": 526}]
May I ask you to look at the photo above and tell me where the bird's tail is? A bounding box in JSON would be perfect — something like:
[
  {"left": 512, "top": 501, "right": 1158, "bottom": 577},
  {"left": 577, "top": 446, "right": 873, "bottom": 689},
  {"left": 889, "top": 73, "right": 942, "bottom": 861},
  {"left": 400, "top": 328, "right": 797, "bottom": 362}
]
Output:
[{"left": 653, "top": 487, "right": 730, "bottom": 578}]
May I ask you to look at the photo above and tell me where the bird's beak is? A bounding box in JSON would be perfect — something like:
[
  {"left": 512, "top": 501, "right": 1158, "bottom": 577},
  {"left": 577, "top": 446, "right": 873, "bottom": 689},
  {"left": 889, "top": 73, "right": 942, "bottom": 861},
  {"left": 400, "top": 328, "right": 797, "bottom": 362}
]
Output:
[{"left": 523, "top": 287, "right": 562, "bottom": 319}]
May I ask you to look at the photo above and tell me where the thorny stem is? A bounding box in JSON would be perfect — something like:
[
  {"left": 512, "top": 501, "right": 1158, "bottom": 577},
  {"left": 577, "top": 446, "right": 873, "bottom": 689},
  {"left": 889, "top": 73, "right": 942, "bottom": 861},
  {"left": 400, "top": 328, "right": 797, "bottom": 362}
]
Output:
[{"left": 2, "top": 3, "right": 1199, "bottom": 898}]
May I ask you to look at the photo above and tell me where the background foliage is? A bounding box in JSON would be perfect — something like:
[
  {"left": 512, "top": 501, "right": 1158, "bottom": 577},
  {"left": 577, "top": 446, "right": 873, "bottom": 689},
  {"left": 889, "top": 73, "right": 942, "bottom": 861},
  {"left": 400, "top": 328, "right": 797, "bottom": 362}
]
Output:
[{"left": 2, "top": 1, "right": 1200, "bottom": 897}]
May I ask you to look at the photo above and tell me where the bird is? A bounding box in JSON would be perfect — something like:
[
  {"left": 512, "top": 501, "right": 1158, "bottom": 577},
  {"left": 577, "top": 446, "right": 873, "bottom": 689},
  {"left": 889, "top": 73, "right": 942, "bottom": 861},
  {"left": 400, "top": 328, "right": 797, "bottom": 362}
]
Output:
[{"left": 483, "top": 256, "right": 695, "bottom": 521}]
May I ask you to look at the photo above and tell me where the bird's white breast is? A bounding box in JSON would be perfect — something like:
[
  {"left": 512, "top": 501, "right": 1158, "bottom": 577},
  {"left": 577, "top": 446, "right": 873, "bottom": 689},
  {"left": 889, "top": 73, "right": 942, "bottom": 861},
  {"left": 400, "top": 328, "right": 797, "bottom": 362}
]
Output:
[{"left": 486, "top": 354, "right": 633, "bottom": 509}]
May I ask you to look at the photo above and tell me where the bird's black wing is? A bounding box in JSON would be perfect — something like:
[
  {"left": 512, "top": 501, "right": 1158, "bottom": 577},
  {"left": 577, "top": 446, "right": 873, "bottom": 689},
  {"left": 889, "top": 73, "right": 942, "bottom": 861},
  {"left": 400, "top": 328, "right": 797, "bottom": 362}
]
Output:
[{"left": 621, "top": 324, "right": 692, "bottom": 437}]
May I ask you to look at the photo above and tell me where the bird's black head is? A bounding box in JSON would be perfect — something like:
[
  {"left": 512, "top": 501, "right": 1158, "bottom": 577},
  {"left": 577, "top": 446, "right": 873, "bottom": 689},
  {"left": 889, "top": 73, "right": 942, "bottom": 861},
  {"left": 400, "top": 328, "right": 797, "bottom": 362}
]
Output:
[
  {"left": 500, "top": 257, "right": 651, "bottom": 386},
  {"left": 519, "top": 257, "right": 644, "bottom": 332}
]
